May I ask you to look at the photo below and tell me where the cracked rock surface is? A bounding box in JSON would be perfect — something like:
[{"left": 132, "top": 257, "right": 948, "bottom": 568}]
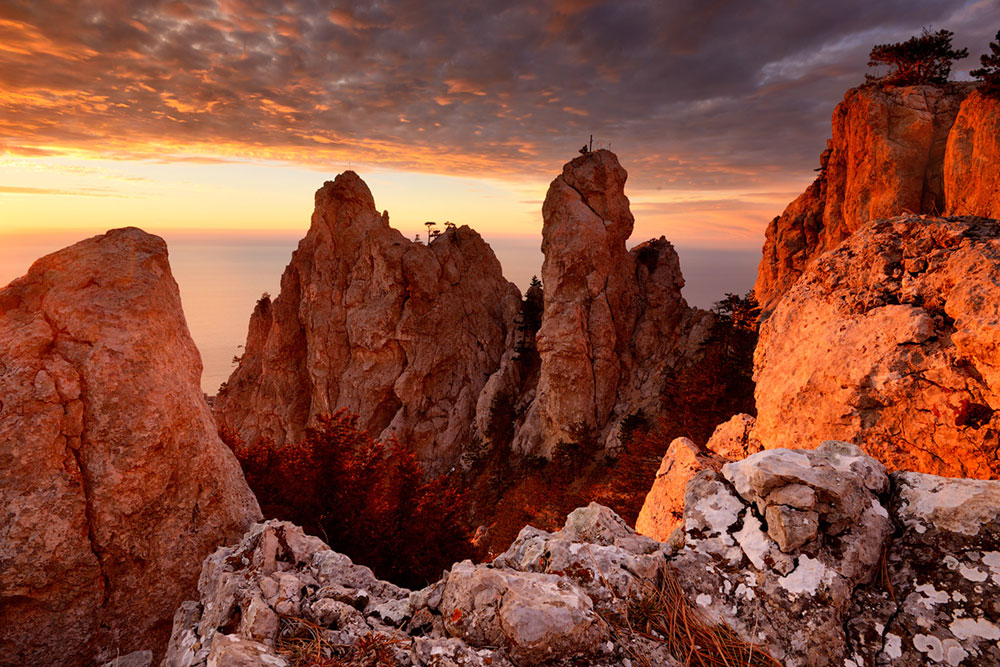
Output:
[
  {"left": 754, "top": 214, "right": 1000, "bottom": 479},
  {"left": 847, "top": 472, "right": 1000, "bottom": 666},
  {"left": 0, "top": 228, "right": 261, "bottom": 667},
  {"left": 672, "top": 442, "right": 892, "bottom": 667}
]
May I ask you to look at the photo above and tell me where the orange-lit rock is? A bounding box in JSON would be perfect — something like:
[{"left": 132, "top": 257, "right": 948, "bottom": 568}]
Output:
[
  {"left": 754, "top": 214, "right": 1000, "bottom": 479},
  {"left": 756, "top": 83, "right": 975, "bottom": 312},
  {"left": 0, "top": 228, "right": 261, "bottom": 667},
  {"left": 945, "top": 88, "right": 1000, "bottom": 219},
  {"left": 635, "top": 437, "right": 726, "bottom": 541},
  {"left": 501, "top": 150, "right": 713, "bottom": 457},
  {"left": 214, "top": 172, "right": 522, "bottom": 473}
]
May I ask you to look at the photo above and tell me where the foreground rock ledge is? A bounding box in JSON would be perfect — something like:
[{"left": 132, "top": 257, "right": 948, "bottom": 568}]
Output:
[
  {"left": 0, "top": 228, "right": 261, "bottom": 667},
  {"left": 166, "top": 444, "right": 1000, "bottom": 666}
]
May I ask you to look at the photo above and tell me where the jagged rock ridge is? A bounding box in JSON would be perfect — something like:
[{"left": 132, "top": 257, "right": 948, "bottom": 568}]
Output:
[
  {"left": 165, "top": 444, "right": 1000, "bottom": 666},
  {"left": 219, "top": 152, "right": 713, "bottom": 468},
  {"left": 0, "top": 228, "right": 261, "bottom": 667},
  {"left": 214, "top": 172, "right": 522, "bottom": 473},
  {"left": 754, "top": 82, "right": 1000, "bottom": 312}
]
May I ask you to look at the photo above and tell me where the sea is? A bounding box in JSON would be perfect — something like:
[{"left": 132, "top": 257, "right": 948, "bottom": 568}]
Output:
[{"left": 0, "top": 230, "right": 759, "bottom": 394}]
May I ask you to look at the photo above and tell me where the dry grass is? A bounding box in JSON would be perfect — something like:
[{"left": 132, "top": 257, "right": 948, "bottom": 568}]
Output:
[
  {"left": 275, "top": 615, "right": 405, "bottom": 667},
  {"left": 608, "top": 568, "right": 782, "bottom": 667}
]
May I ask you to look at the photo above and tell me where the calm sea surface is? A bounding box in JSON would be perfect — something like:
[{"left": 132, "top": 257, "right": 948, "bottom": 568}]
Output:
[{"left": 0, "top": 229, "right": 758, "bottom": 394}]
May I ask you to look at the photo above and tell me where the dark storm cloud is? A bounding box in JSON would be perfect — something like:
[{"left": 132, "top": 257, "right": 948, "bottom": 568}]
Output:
[{"left": 1, "top": 0, "right": 997, "bottom": 187}]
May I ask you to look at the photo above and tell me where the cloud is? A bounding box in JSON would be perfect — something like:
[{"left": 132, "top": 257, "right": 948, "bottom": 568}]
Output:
[{"left": 1, "top": 0, "right": 996, "bottom": 192}]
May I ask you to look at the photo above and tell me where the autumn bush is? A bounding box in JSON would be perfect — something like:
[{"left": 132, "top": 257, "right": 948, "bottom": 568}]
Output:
[{"left": 222, "top": 410, "right": 474, "bottom": 589}]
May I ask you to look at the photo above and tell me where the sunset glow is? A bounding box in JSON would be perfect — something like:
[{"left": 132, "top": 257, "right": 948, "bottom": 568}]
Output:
[{"left": 4, "top": 1, "right": 997, "bottom": 245}]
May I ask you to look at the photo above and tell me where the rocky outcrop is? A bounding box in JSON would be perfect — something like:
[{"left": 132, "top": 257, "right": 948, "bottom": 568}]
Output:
[
  {"left": 634, "top": 437, "right": 726, "bottom": 542},
  {"left": 754, "top": 214, "right": 1000, "bottom": 479},
  {"left": 756, "top": 83, "right": 976, "bottom": 312},
  {"left": 165, "top": 443, "right": 1000, "bottom": 667},
  {"left": 214, "top": 172, "right": 522, "bottom": 473},
  {"left": 164, "top": 505, "right": 679, "bottom": 667},
  {"left": 674, "top": 442, "right": 1000, "bottom": 666},
  {"left": 478, "top": 150, "right": 714, "bottom": 458},
  {"left": 0, "top": 228, "right": 261, "bottom": 667},
  {"left": 635, "top": 414, "right": 762, "bottom": 542},
  {"left": 847, "top": 472, "right": 1000, "bottom": 665},
  {"left": 945, "top": 88, "right": 1000, "bottom": 219}
]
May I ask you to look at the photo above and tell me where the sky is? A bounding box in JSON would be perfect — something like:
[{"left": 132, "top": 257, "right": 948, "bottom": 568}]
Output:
[{"left": 2, "top": 0, "right": 999, "bottom": 390}]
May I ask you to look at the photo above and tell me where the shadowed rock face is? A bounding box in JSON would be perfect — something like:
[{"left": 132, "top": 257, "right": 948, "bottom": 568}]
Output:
[
  {"left": 754, "top": 215, "right": 1000, "bottom": 479},
  {"left": 756, "top": 83, "right": 976, "bottom": 313},
  {"left": 481, "top": 150, "right": 714, "bottom": 459},
  {"left": 214, "top": 172, "right": 522, "bottom": 474},
  {"left": 0, "top": 228, "right": 261, "bottom": 667}
]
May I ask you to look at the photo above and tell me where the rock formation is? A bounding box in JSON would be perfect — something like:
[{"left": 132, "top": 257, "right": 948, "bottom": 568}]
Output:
[
  {"left": 214, "top": 172, "right": 522, "bottom": 473},
  {"left": 754, "top": 214, "right": 1000, "bottom": 479},
  {"left": 221, "top": 154, "right": 712, "bottom": 470},
  {"left": 756, "top": 83, "right": 978, "bottom": 312},
  {"left": 945, "top": 88, "right": 1000, "bottom": 219},
  {"left": 0, "top": 228, "right": 261, "bottom": 667},
  {"left": 165, "top": 443, "right": 1000, "bottom": 666},
  {"left": 477, "top": 150, "right": 714, "bottom": 458},
  {"left": 675, "top": 442, "right": 1000, "bottom": 666},
  {"left": 164, "top": 505, "right": 678, "bottom": 667},
  {"left": 635, "top": 414, "right": 761, "bottom": 541}
]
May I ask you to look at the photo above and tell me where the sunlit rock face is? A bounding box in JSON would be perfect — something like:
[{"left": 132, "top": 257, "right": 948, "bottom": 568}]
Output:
[
  {"left": 483, "top": 150, "right": 714, "bottom": 458},
  {"left": 635, "top": 414, "right": 762, "bottom": 542},
  {"left": 756, "top": 83, "right": 976, "bottom": 313},
  {"left": 754, "top": 214, "right": 1000, "bottom": 479},
  {"left": 0, "top": 228, "right": 261, "bottom": 667},
  {"left": 945, "top": 88, "right": 1000, "bottom": 219},
  {"left": 214, "top": 172, "right": 522, "bottom": 474}
]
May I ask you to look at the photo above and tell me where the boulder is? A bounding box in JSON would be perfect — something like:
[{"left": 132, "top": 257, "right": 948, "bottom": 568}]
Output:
[
  {"left": 945, "top": 88, "right": 1000, "bottom": 219},
  {"left": 635, "top": 437, "right": 727, "bottom": 542},
  {"left": 672, "top": 442, "right": 892, "bottom": 666},
  {"left": 756, "top": 83, "right": 975, "bottom": 312},
  {"left": 754, "top": 214, "right": 1000, "bottom": 479},
  {"left": 0, "top": 228, "right": 261, "bottom": 666},
  {"left": 214, "top": 172, "right": 522, "bottom": 473}
]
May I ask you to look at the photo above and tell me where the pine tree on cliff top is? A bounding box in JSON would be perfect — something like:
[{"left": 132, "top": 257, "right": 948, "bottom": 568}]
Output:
[
  {"left": 971, "top": 30, "right": 1000, "bottom": 95},
  {"left": 866, "top": 28, "right": 968, "bottom": 86}
]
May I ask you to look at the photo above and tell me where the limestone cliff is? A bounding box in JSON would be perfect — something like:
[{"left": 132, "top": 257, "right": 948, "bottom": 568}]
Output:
[
  {"left": 756, "top": 83, "right": 978, "bottom": 312},
  {"left": 214, "top": 172, "right": 522, "bottom": 474},
  {"left": 754, "top": 214, "right": 1000, "bottom": 479},
  {"left": 945, "top": 88, "right": 1000, "bottom": 219},
  {"left": 222, "top": 155, "right": 712, "bottom": 471},
  {"left": 0, "top": 228, "right": 261, "bottom": 667},
  {"left": 477, "top": 150, "right": 714, "bottom": 459}
]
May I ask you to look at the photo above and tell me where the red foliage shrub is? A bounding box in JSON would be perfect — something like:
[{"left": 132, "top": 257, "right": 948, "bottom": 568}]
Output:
[{"left": 223, "top": 410, "right": 474, "bottom": 589}]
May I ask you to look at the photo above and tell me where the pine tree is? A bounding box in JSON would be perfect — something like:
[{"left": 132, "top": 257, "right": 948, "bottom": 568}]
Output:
[
  {"left": 971, "top": 30, "right": 1000, "bottom": 95},
  {"left": 866, "top": 28, "right": 968, "bottom": 86}
]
